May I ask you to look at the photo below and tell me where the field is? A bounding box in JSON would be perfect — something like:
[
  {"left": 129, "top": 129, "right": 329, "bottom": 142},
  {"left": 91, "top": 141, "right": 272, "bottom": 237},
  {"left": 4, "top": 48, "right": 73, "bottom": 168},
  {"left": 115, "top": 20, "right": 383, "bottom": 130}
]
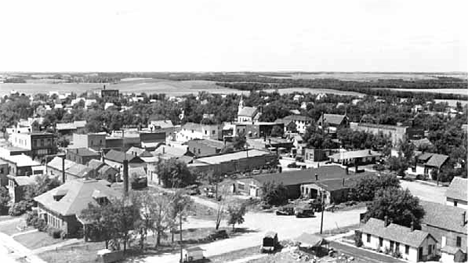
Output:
[
  {"left": 0, "top": 79, "right": 248, "bottom": 97},
  {"left": 263, "top": 87, "right": 365, "bottom": 97},
  {"left": 290, "top": 72, "right": 467, "bottom": 81},
  {"left": 394, "top": 88, "right": 468, "bottom": 96}
]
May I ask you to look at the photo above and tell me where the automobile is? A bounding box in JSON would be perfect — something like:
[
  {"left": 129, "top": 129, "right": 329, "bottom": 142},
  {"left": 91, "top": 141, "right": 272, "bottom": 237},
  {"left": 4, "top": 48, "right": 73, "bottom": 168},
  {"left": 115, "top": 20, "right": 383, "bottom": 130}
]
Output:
[
  {"left": 185, "top": 185, "right": 200, "bottom": 195},
  {"left": 260, "top": 231, "right": 279, "bottom": 253},
  {"left": 275, "top": 205, "right": 295, "bottom": 216},
  {"left": 294, "top": 206, "right": 315, "bottom": 218},
  {"left": 287, "top": 162, "right": 300, "bottom": 168},
  {"left": 204, "top": 187, "right": 215, "bottom": 198},
  {"left": 260, "top": 201, "right": 272, "bottom": 210},
  {"left": 252, "top": 169, "right": 261, "bottom": 175}
]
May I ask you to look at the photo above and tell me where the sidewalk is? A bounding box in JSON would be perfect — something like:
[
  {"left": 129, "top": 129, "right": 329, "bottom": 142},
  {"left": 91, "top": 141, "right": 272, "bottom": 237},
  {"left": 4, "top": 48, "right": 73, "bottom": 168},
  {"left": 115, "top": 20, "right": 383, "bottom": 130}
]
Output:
[
  {"left": 32, "top": 238, "right": 82, "bottom": 254},
  {"left": 0, "top": 232, "right": 47, "bottom": 263}
]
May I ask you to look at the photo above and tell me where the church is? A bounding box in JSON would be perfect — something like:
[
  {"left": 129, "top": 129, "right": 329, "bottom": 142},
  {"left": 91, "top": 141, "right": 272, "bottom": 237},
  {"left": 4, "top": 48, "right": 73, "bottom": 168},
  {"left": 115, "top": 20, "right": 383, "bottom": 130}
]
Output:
[{"left": 237, "top": 97, "right": 261, "bottom": 123}]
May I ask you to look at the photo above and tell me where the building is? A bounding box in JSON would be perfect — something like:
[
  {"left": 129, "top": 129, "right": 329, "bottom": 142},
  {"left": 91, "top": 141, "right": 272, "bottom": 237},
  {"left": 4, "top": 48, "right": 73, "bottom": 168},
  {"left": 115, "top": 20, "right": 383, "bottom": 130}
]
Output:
[
  {"left": 445, "top": 177, "right": 468, "bottom": 209},
  {"left": 101, "top": 88, "right": 119, "bottom": 98},
  {"left": 407, "top": 152, "right": 449, "bottom": 179},
  {"left": 176, "top": 122, "right": 222, "bottom": 142},
  {"left": 359, "top": 218, "right": 437, "bottom": 262},
  {"left": 349, "top": 122, "right": 424, "bottom": 146},
  {"left": 420, "top": 201, "right": 467, "bottom": 260},
  {"left": 237, "top": 97, "right": 261, "bottom": 123},
  {"left": 317, "top": 114, "right": 349, "bottom": 129},
  {"left": 87, "top": 159, "right": 119, "bottom": 182},
  {"left": 103, "top": 150, "right": 146, "bottom": 170},
  {"left": 0, "top": 159, "right": 9, "bottom": 186},
  {"left": 34, "top": 179, "right": 122, "bottom": 238},
  {"left": 189, "top": 149, "right": 278, "bottom": 177},
  {"left": 56, "top": 121, "right": 86, "bottom": 135},
  {"left": 46, "top": 156, "right": 91, "bottom": 181},
  {"left": 234, "top": 122, "right": 283, "bottom": 139},
  {"left": 303, "top": 148, "right": 334, "bottom": 163},
  {"left": 187, "top": 139, "right": 226, "bottom": 158},
  {"left": 126, "top": 146, "right": 153, "bottom": 158},
  {"left": 0, "top": 154, "right": 42, "bottom": 177},
  {"left": 66, "top": 148, "right": 100, "bottom": 165},
  {"left": 139, "top": 132, "right": 166, "bottom": 150},
  {"left": 8, "top": 175, "right": 40, "bottom": 203},
  {"left": 72, "top": 133, "right": 106, "bottom": 151},
  {"left": 152, "top": 145, "right": 189, "bottom": 160},
  {"left": 233, "top": 165, "right": 374, "bottom": 199},
  {"left": 276, "top": 115, "right": 312, "bottom": 134},
  {"left": 9, "top": 131, "right": 57, "bottom": 159},
  {"left": 328, "top": 150, "right": 382, "bottom": 167}
]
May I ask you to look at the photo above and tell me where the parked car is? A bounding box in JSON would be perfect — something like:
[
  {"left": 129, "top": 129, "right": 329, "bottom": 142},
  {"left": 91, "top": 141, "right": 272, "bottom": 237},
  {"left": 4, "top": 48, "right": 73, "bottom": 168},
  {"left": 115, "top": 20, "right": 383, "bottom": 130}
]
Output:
[
  {"left": 185, "top": 185, "right": 200, "bottom": 195},
  {"left": 182, "top": 246, "right": 205, "bottom": 262},
  {"left": 294, "top": 206, "right": 315, "bottom": 218},
  {"left": 204, "top": 187, "right": 215, "bottom": 198},
  {"left": 260, "top": 231, "right": 279, "bottom": 253},
  {"left": 275, "top": 205, "right": 295, "bottom": 216},
  {"left": 260, "top": 201, "right": 272, "bottom": 210},
  {"left": 287, "top": 162, "right": 300, "bottom": 168}
]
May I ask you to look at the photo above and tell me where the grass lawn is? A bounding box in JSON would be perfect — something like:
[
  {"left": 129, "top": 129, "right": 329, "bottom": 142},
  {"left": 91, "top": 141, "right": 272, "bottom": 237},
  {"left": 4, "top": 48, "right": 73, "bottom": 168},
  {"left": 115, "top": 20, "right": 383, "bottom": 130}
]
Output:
[
  {"left": 0, "top": 215, "right": 14, "bottom": 222},
  {"left": 39, "top": 241, "right": 105, "bottom": 263},
  {"left": 0, "top": 216, "right": 30, "bottom": 236},
  {"left": 14, "top": 231, "right": 65, "bottom": 250}
]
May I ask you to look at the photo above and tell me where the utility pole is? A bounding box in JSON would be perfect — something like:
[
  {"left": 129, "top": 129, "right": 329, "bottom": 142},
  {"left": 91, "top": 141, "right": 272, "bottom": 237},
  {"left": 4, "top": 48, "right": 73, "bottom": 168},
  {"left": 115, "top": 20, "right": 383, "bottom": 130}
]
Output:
[
  {"left": 320, "top": 190, "right": 325, "bottom": 234},
  {"left": 179, "top": 212, "right": 183, "bottom": 263}
]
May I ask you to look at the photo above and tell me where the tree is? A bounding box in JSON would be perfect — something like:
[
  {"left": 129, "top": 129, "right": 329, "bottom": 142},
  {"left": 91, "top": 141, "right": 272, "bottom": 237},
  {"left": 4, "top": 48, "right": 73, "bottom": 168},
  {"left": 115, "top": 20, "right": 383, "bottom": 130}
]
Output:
[
  {"left": 214, "top": 186, "right": 231, "bottom": 230},
  {"left": 0, "top": 186, "right": 11, "bottom": 214},
  {"left": 364, "top": 187, "right": 425, "bottom": 228},
  {"left": 167, "top": 190, "right": 193, "bottom": 244},
  {"left": 260, "top": 181, "right": 289, "bottom": 206},
  {"left": 227, "top": 204, "right": 247, "bottom": 230},
  {"left": 270, "top": 125, "right": 284, "bottom": 137},
  {"left": 156, "top": 158, "right": 196, "bottom": 188},
  {"left": 232, "top": 133, "right": 247, "bottom": 151},
  {"left": 348, "top": 174, "right": 400, "bottom": 202},
  {"left": 24, "top": 175, "right": 61, "bottom": 202}
]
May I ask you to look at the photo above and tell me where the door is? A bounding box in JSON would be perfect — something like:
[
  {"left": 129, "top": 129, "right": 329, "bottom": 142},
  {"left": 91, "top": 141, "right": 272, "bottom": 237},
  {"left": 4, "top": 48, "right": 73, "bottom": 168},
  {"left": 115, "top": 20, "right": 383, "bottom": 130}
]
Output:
[
  {"left": 441, "top": 236, "right": 446, "bottom": 247},
  {"left": 418, "top": 247, "right": 423, "bottom": 261}
]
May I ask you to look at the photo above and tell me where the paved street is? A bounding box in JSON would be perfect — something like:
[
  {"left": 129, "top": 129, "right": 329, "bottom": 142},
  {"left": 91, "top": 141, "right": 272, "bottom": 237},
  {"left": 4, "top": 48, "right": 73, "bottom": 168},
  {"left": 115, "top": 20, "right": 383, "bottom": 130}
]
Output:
[{"left": 400, "top": 180, "right": 446, "bottom": 204}]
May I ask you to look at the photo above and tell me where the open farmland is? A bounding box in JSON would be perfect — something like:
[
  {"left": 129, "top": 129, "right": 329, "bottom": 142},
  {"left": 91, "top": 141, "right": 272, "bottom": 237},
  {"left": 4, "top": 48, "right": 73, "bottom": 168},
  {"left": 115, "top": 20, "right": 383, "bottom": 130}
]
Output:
[
  {"left": 0, "top": 79, "right": 248, "bottom": 97},
  {"left": 263, "top": 87, "right": 365, "bottom": 97},
  {"left": 393, "top": 88, "right": 468, "bottom": 96},
  {"left": 290, "top": 72, "right": 467, "bottom": 81}
]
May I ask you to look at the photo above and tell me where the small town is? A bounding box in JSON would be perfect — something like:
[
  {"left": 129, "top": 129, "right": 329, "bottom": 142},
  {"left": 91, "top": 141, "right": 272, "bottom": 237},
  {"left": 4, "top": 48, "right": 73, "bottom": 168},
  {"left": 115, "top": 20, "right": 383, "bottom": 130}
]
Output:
[{"left": 0, "top": 1, "right": 466, "bottom": 263}]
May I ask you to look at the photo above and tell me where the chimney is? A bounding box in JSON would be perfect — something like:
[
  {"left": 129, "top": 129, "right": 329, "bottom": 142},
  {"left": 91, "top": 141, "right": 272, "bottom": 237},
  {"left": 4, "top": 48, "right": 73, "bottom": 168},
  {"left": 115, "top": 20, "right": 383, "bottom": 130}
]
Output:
[
  {"left": 61, "top": 155, "right": 66, "bottom": 183},
  {"left": 368, "top": 150, "right": 371, "bottom": 154},
  {"left": 384, "top": 216, "right": 389, "bottom": 227},
  {"left": 315, "top": 173, "right": 318, "bottom": 180},
  {"left": 123, "top": 159, "right": 129, "bottom": 196},
  {"left": 101, "top": 151, "right": 105, "bottom": 164},
  {"left": 163, "top": 147, "right": 165, "bottom": 154},
  {"left": 410, "top": 221, "right": 415, "bottom": 232},
  {"left": 342, "top": 178, "right": 345, "bottom": 186},
  {"left": 462, "top": 211, "right": 466, "bottom": 227}
]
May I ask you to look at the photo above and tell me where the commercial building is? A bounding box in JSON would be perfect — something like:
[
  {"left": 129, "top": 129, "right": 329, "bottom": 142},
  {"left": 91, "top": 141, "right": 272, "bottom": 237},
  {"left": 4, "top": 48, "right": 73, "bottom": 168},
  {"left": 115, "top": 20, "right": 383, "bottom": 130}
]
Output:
[
  {"left": 72, "top": 133, "right": 106, "bottom": 151},
  {"left": 66, "top": 148, "right": 101, "bottom": 165},
  {"left": 9, "top": 131, "right": 57, "bottom": 159},
  {"left": 350, "top": 122, "right": 424, "bottom": 146}
]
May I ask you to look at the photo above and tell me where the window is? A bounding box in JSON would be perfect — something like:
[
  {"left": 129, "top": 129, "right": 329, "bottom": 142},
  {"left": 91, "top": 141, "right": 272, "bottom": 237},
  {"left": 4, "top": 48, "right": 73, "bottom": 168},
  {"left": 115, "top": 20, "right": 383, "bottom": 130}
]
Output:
[
  {"left": 379, "top": 237, "right": 383, "bottom": 247},
  {"left": 405, "top": 245, "right": 409, "bottom": 254},
  {"left": 428, "top": 244, "right": 432, "bottom": 254},
  {"left": 366, "top": 234, "right": 371, "bottom": 242},
  {"left": 212, "top": 130, "right": 215, "bottom": 135},
  {"left": 395, "top": 242, "right": 400, "bottom": 252},
  {"left": 205, "top": 130, "right": 207, "bottom": 135},
  {"left": 40, "top": 139, "right": 44, "bottom": 146},
  {"left": 456, "top": 236, "right": 462, "bottom": 247},
  {"left": 390, "top": 241, "right": 394, "bottom": 251},
  {"left": 238, "top": 183, "right": 245, "bottom": 190},
  {"left": 454, "top": 201, "right": 458, "bottom": 207}
]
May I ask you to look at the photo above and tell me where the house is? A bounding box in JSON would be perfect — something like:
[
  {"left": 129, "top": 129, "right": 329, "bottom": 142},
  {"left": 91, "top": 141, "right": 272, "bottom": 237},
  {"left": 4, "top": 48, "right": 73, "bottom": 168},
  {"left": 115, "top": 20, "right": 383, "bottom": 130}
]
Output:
[
  {"left": 103, "top": 150, "right": 146, "bottom": 170},
  {"left": 126, "top": 146, "right": 153, "bottom": 158},
  {"left": 276, "top": 115, "right": 312, "bottom": 134},
  {"left": 441, "top": 246, "right": 466, "bottom": 263},
  {"left": 407, "top": 152, "right": 449, "bottom": 179},
  {"left": 139, "top": 131, "right": 166, "bottom": 150},
  {"left": 8, "top": 175, "right": 41, "bottom": 203},
  {"left": 9, "top": 130, "right": 57, "bottom": 159},
  {"left": 328, "top": 150, "right": 382, "bottom": 167},
  {"left": 152, "top": 145, "right": 188, "bottom": 160},
  {"left": 101, "top": 88, "right": 119, "bottom": 98},
  {"left": 410, "top": 138, "right": 434, "bottom": 150},
  {"left": 46, "top": 156, "right": 91, "bottom": 181},
  {"left": 304, "top": 148, "right": 334, "bottom": 163},
  {"left": 317, "top": 114, "right": 349, "bottom": 129},
  {"left": 445, "top": 177, "right": 468, "bottom": 209},
  {"left": 0, "top": 159, "right": 9, "bottom": 186},
  {"left": 233, "top": 165, "right": 374, "bottom": 199},
  {"left": 420, "top": 201, "right": 467, "bottom": 260},
  {"left": 237, "top": 97, "right": 261, "bottom": 123},
  {"left": 34, "top": 179, "right": 122, "bottom": 238},
  {"left": 359, "top": 217, "right": 437, "bottom": 262},
  {"left": 187, "top": 139, "right": 226, "bottom": 158},
  {"left": 87, "top": 159, "right": 119, "bottom": 182},
  {"left": 56, "top": 121, "right": 86, "bottom": 135},
  {"left": 189, "top": 149, "right": 278, "bottom": 177},
  {"left": 0, "top": 154, "right": 42, "bottom": 177},
  {"left": 66, "top": 148, "right": 100, "bottom": 165},
  {"left": 72, "top": 133, "right": 106, "bottom": 151}
]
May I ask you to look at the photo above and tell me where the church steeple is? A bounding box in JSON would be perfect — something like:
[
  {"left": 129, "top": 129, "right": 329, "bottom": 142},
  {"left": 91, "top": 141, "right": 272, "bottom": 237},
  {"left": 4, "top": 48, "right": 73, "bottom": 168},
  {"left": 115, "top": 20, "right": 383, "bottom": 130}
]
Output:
[{"left": 238, "top": 96, "right": 245, "bottom": 113}]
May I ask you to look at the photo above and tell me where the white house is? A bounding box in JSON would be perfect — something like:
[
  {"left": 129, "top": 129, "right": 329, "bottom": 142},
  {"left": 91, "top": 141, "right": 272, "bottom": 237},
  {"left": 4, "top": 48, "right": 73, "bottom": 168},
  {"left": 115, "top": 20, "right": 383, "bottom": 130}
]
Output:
[
  {"left": 360, "top": 218, "right": 437, "bottom": 262},
  {"left": 237, "top": 97, "right": 260, "bottom": 123},
  {"left": 445, "top": 177, "right": 468, "bottom": 209},
  {"left": 175, "top": 122, "right": 221, "bottom": 143}
]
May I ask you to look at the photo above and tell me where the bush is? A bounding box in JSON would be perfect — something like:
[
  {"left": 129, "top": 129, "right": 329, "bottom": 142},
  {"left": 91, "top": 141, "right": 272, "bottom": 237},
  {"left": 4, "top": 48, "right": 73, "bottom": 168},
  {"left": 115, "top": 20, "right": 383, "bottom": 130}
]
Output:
[
  {"left": 34, "top": 218, "right": 48, "bottom": 232},
  {"left": 354, "top": 231, "right": 363, "bottom": 247},
  {"left": 26, "top": 211, "right": 39, "bottom": 226},
  {"left": 8, "top": 201, "right": 32, "bottom": 216},
  {"left": 392, "top": 250, "right": 402, "bottom": 258},
  {"left": 60, "top": 230, "right": 67, "bottom": 239}
]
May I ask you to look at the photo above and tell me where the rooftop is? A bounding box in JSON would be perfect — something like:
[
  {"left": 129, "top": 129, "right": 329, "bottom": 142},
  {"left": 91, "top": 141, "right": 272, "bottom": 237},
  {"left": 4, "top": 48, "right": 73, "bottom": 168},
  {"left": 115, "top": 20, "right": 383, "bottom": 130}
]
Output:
[
  {"left": 194, "top": 149, "right": 271, "bottom": 165},
  {"left": 34, "top": 179, "right": 122, "bottom": 216},
  {"left": 329, "top": 150, "right": 381, "bottom": 160},
  {"left": 319, "top": 114, "right": 347, "bottom": 126},
  {"left": 67, "top": 148, "right": 100, "bottom": 157},
  {"left": 425, "top": 154, "right": 449, "bottom": 168},
  {"left": 360, "top": 218, "right": 435, "bottom": 248},
  {"left": 446, "top": 177, "right": 468, "bottom": 202},
  {"left": 420, "top": 200, "right": 467, "bottom": 234},
  {"left": 238, "top": 106, "right": 257, "bottom": 117},
  {"left": 1, "top": 154, "right": 41, "bottom": 167}
]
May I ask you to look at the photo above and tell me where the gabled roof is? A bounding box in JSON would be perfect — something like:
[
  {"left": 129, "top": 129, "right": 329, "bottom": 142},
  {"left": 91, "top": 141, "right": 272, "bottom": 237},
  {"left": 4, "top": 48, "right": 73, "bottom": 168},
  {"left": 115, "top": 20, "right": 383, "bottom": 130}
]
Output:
[
  {"left": 150, "top": 120, "right": 174, "bottom": 129},
  {"left": 319, "top": 114, "right": 347, "bottom": 126},
  {"left": 416, "top": 152, "right": 433, "bottom": 162},
  {"left": 446, "top": 177, "right": 468, "bottom": 202},
  {"left": 66, "top": 163, "right": 89, "bottom": 177},
  {"left": 126, "top": 146, "right": 153, "bottom": 157},
  {"left": 420, "top": 200, "right": 468, "bottom": 234},
  {"left": 12, "top": 175, "right": 38, "bottom": 186},
  {"left": 129, "top": 167, "right": 146, "bottom": 178},
  {"left": 295, "top": 233, "right": 329, "bottom": 247},
  {"left": 238, "top": 106, "right": 257, "bottom": 117},
  {"left": 68, "top": 148, "right": 100, "bottom": 157},
  {"left": 47, "top": 156, "right": 75, "bottom": 171},
  {"left": 425, "top": 154, "right": 449, "bottom": 168},
  {"left": 410, "top": 138, "right": 433, "bottom": 149},
  {"left": 104, "top": 150, "right": 144, "bottom": 164},
  {"left": 194, "top": 149, "right": 271, "bottom": 165},
  {"left": 34, "top": 179, "right": 122, "bottom": 216},
  {"left": 360, "top": 218, "right": 435, "bottom": 248},
  {"left": 188, "top": 139, "right": 225, "bottom": 149},
  {"left": 283, "top": 115, "right": 312, "bottom": 122},
  {"left": 88, "top": 159, "right": 105, "bottom": 170},
  {"left": 153, "top": 146, "right": 187, "bottom": 159}
]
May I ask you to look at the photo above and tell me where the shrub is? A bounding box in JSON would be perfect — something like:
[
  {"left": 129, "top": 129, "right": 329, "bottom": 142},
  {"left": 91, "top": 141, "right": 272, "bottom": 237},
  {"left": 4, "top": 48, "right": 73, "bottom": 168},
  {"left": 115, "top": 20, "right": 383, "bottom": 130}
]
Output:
[
  {"left": 384, "top": 247, "right": 391, "bottom": 255},
  {"left": 60, "top": 230, "right": 67, "bottom": 239},
  {"left": 26, "top": 211, "right": 39, "bottom": 226},
  {"left": 354, "top": 231, "right": 363, "bottom": 247},
  {"left": 34, "top": 218, "right": 48, "bottom": 232},
  {"left": 392, "top": 251, "right": 402, "bottom": 258},
  {"left": 8, "top": 201, "right": 32, "bottom": 216}
]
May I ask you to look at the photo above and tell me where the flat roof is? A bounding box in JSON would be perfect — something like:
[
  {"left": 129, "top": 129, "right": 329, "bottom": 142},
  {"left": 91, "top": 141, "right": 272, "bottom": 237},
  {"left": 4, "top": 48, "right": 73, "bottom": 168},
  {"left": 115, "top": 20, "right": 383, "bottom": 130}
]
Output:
[{"left": 195, "top": 149, "right": 271, "bottom": 165}]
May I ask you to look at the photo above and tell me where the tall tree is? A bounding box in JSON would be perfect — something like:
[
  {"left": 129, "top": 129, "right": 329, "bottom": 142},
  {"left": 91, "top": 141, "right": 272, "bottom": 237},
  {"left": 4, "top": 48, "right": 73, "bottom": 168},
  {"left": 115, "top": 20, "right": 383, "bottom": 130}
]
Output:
[{"left": 227, "top": 204, "right": 247, "bottom": 230}]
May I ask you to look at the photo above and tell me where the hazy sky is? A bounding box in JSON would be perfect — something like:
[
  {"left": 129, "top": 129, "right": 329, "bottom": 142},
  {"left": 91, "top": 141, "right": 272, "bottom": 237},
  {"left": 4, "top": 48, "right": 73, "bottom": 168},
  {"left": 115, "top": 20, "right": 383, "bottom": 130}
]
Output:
[{"left": 0, "top": 0, "right": 466, "bottom": 72}]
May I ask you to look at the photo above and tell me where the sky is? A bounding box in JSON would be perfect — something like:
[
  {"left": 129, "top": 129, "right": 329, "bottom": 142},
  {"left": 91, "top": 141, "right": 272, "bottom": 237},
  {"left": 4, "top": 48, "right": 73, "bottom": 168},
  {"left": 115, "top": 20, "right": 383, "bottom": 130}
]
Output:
[{"left": 0, "top": 0, "right": 466, "bottom": 72}]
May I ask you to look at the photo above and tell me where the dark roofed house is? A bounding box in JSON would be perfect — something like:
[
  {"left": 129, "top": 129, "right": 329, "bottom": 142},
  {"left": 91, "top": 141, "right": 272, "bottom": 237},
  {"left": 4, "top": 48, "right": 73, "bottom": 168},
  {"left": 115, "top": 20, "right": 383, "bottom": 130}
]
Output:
[
  {"left": 445, "top": 177, "right": 468, "bottom": 209},
  {"left": 87, "top": 159, "right": 119, "bottom": 182},
  {"left": 420, "top": 201, "right": 467, "bottom": 260},
  {"left": 34, "top": 179, "right": 122, "bottom": 239},
  {"left": 408, "top": 152, "right": 450, "bottom": 179},
  {"left": 317, "top": 114, "right": 348, "bottom": 128},
  {"left": 104, "top": 149, "right": 146, "bottom": 170},
  {"left": 360, "top": 218, "right": 437, "bottom": 262},
  {"left": 66, "top": 148, "right": 100, "bottom": 165}
]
